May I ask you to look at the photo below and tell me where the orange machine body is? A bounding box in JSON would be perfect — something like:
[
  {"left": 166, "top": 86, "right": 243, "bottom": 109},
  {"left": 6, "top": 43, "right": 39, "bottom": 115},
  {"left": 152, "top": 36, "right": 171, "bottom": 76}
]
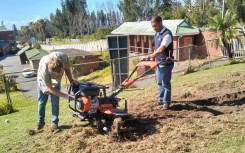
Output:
[
  {"left": 99, "top": 104, "right": 120, "bottom": 115},
  {"left": 81, "top": 97, "right": 91, "bottom": 113}
]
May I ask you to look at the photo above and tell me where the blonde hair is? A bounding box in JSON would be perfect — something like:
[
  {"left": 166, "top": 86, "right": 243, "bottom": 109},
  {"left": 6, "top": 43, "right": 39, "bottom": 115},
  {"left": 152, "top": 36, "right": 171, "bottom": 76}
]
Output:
[{"left": 48, "top": 58, "right": 64, "bottom": 73}]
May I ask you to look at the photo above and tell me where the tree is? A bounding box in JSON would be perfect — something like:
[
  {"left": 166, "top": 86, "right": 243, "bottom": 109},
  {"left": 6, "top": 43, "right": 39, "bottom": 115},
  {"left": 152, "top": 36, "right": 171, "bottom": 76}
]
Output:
[
  {"left": 12, "top": 24, "right": 18, "bottom": 36},
  {"left": 20, "top": 26, "right": 30, "bottom": 37},
  {"left": 208, "top": 10, "right": 239, "bottom": 58},
  {"left": 135, "top": 0, "right": 154, "bottom": 21},
  {"left": 228, "top": 0, "right": 245, "bottom": 22},
  {"left": 118, "top": 0, "right": 137, "bottom": 22},
  {"left": 160, "top": 0, "right": 173, "bottom": 19},
  {"left": 97, "top": 10, "right": 106, "bottom": 26},
  {"left": 189, "top": 0, "right": 218, "bottom": 27}
]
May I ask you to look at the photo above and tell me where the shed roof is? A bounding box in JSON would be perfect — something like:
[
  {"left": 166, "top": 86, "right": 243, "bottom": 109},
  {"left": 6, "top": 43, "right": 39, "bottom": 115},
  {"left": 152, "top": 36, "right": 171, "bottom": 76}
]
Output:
[
  {"left": 0, "top": 41, "right": 9, "bottom": 47},
  {"left": 51, "top": 48, "right": 100, "bottom": 58},
  {"left": 111, "top": 19, "right": 200, "bottom": 36},
  {"left": 17, "top": 45, "right": 31, "bottom": 55},
  {"left": 26, "top": 48, "right": 49, "bottom": 60}
]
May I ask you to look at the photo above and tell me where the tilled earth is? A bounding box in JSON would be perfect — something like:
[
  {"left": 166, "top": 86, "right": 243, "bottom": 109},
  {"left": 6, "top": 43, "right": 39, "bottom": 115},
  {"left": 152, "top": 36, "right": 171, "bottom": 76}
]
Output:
[{"left": 16, "top": 71, "right": 245, "bottom": 153}]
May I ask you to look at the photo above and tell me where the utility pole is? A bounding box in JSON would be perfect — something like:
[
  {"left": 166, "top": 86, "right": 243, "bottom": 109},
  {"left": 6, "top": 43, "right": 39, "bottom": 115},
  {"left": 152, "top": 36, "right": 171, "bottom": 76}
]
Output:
[{"left": 222, "top": 0, "right": 225, "bottom": 19}]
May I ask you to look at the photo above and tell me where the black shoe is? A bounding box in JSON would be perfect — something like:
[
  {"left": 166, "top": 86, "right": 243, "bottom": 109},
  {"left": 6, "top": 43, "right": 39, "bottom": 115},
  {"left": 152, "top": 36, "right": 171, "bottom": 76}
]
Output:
[
  {"left": 36, "top": 122, "right": 45, "bottom": 130},
  {"left": 163, "top": 103, "right": 170, "bottom": 110},
  {"left": 158, "top": 101, "right": 163, "bottom": 105},
  {"left": 51, "top": 124, "right": 61, "bottom": 133}
]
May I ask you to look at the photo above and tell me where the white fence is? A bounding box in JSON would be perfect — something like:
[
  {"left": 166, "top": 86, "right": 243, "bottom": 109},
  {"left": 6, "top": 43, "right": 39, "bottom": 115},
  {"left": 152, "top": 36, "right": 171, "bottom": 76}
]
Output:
[
  {"left": 223, "top": 37, "right": 245, "bottom": 58},
  {"left": 41, "top": 40, "right": 107, "bottom": 51}
]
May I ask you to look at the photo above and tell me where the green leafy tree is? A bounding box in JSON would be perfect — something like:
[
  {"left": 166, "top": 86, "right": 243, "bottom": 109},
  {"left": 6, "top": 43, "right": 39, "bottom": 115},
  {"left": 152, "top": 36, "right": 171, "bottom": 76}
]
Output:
[
  {"left": 118, "top": 0, "right": 137, "bottom": 21},
  {"left": 34, "top": 42, "right": 41, "bottom": 49}
]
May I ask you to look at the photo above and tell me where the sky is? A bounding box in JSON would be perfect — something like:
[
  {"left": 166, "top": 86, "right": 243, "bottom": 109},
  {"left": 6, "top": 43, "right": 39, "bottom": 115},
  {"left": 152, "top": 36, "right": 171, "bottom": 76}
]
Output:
[{"left": 0, "top": 0, "right": 118, "bottom": 29}]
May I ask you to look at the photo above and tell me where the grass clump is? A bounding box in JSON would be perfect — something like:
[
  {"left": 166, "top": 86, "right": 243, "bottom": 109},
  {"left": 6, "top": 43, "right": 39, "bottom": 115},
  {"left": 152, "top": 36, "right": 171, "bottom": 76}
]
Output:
[
  {"left": 184, "top": 66, "right": 196, "bottom": 75},
  {"left": 0, "top": 103, "right": 14, "bottom": 116}
]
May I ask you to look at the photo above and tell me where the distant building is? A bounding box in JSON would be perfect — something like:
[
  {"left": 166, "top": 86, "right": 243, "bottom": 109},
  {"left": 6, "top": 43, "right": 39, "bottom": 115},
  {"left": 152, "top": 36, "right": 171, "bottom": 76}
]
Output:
[
  {"left": 0, "top": 41, "right": 9, "bottom": 55},
  {"left": 0, "top": 21, "right": 16, "bottom": 55},
  {"left": 51, "top": 48, "right": 100, "bottom": 77}
]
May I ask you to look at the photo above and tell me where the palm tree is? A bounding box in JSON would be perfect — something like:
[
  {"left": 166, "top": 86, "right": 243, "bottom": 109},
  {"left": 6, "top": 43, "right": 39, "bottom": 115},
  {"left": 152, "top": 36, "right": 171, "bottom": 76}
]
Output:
[
  {"left": 208, "top": 10, "right": 239, "bottom": 58},
  {"left": 20, "top": 26, "right": 30, "bottom": 37}
]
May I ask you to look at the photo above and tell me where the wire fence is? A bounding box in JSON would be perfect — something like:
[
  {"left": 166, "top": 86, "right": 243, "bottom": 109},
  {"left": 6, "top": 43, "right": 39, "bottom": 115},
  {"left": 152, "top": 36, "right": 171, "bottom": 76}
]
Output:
[{"left": 0, "top": 44, "right": 240, "bottom": 112}]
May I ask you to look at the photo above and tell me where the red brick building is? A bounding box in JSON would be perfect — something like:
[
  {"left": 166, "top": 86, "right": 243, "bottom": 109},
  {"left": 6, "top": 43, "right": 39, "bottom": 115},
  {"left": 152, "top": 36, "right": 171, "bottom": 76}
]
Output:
[
  {"left": 0, "top": 21, "right": 16, "bottom": 55},
  {"left": 111, "top": 20, "right": 200, "bottom": 61},
  {"left": 195, "top": 32, "right": 223, "bottom": 59}
]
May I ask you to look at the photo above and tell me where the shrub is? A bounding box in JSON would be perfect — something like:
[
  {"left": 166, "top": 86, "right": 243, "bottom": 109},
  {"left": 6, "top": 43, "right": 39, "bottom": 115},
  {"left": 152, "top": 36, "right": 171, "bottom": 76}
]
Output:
[
  {"left": 53, "top": 36, "right": 59, "bottom": 41},
  {"left": 184, "top": 66, "right": 196, "bottom": 75},
  {"left": 0, "top": 103, "right": 14, "bottom": 116},
  {"left": 229, "top": 59, "right": 239, "bottom": 65},
  {"left": 99, "top": 50, "right": 110, "bottom": 68},
  {"left": 76, "top": 35, "right": 82, "bottom": 40},
  {"left": 34, "top": 42, "right": 41, "bottom": 49},
  {"left": 0, "top": 64, "right": 3, "bottom": 74},
  {"left": 94, "top": 26, "right": 114, "bottom": 40},
  {"left": 240, "top": 58, "right": 245, "bottom": 63},
  {"left": 72, "top": 33, "right": 79, "bottom": 39},
  {"left": 0, "top": 76, "right": 18, "bottom": 94}
]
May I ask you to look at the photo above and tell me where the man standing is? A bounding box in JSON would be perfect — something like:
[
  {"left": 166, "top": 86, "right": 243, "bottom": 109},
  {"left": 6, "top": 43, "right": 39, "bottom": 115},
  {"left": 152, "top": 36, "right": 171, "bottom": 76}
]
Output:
[
  {"left": 37, "top": 52, "right": 77, "bottom": 132},
  {"left": 147, "top": 16, "right": 174, "bottom": 110}
]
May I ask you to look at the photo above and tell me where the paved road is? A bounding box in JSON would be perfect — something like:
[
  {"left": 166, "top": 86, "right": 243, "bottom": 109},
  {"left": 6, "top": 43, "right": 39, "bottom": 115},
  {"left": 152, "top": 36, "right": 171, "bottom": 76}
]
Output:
[{"left": 0, "top": 54, "right": 68, "bottom": 100}]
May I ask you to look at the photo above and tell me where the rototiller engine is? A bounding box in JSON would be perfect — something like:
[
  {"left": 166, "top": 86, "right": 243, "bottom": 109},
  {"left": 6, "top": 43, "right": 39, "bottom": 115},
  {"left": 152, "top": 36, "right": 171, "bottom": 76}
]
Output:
[
  {"left": 68, "top": 82, "right": 128, "bottom": 134},
  {"left": 68, "top": 58, "right": 175, "bottom": 135}
]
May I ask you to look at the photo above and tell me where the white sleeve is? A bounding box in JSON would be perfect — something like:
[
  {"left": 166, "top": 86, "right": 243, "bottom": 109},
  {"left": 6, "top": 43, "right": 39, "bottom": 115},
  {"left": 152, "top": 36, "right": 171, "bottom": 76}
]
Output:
[{"left": 161, "top": 34, "right": 172, "bottom": 47}]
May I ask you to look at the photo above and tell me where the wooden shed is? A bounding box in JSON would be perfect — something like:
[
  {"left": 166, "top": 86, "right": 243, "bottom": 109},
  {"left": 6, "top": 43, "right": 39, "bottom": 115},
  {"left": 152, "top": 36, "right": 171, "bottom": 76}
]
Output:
[
  {"left": 25, "top": 48, "right": 49, "bottom": 70},
  {"left": 17, "top": 45, "right": 31, "bottom": 64}
]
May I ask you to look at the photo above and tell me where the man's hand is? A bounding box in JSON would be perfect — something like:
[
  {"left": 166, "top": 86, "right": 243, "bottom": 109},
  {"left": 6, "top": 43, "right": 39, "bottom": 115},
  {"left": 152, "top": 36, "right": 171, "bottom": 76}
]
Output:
[
  {"left": 166, "top": 57, "right": 172, "bottom": 61},
  {"left": 141, "top": 56, "right": 153, "bottom": 61},
  {"left": 70, "top": 80, "right": 79, "bottom": 86},
  {"left": 67, "top": 94, "right": 75, "bottom": 100}
]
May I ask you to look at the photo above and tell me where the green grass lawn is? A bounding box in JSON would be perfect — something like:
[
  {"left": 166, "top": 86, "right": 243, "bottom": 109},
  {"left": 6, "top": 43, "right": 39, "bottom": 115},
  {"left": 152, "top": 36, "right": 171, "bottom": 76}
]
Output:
[{"left": 0, "top": 62, "right": 245, "bottom": 152}]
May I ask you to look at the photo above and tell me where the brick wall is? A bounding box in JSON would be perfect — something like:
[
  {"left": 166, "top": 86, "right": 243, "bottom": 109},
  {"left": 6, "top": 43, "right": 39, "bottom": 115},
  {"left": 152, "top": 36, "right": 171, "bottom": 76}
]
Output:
[
  {"left": 176, "top": 35, "right": 195, "bottom": 61},
  {"left": 0, "top": 31, "right": 15, "bottom": 41},
  {"left": 195, "top": 32, "right": 223, "bottom": 59},
  {"left": 75, "top": 56, "right": 100, "bottom": 76}
]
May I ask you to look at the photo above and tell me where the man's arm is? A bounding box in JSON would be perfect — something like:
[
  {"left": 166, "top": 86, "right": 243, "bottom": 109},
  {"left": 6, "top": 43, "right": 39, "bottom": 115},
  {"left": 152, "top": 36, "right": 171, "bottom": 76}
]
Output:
[
  {"left": 149, "top": 34, "right": 172, "bottom": 59},
  {"left": 65, "top": 68, "right": 73, "bottom": 83},
  {"left": 46, "top": 85, "right": 69, "bottom": 99},
  {"left": 150, "top": 45, "right": 167, "bottom": 59}
]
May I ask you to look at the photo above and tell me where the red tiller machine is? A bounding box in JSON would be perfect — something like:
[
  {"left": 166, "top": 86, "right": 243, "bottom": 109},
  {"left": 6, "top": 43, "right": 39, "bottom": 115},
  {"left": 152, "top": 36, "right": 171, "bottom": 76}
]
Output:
[{"left": 68, "top": 58, "right": 174, "bottom": 135}]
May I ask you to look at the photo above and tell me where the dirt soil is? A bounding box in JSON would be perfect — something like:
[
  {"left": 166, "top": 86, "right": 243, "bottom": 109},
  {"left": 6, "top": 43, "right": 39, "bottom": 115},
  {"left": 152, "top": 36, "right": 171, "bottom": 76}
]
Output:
[{"left": 14, "top": 71, "right": 245, "bottom": 153}]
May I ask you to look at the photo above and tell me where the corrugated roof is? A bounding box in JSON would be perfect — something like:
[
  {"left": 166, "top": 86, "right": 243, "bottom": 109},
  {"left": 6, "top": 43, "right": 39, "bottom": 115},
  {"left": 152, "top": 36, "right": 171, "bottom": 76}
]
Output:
[
  {"left": 51, "top": 48, "right": 100, "bottom": 58},
  {"left": 26, "top": 49, "right": 49, "bottom": 60},
  {"left": 17, "top": 45, "right": 31, "bottom": 55},
  {"left": 0, "top": 41, "right": 9, "bottom": 47},
  {"left": 111, "top": 19, "right": 200, "bottom": 36}
]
